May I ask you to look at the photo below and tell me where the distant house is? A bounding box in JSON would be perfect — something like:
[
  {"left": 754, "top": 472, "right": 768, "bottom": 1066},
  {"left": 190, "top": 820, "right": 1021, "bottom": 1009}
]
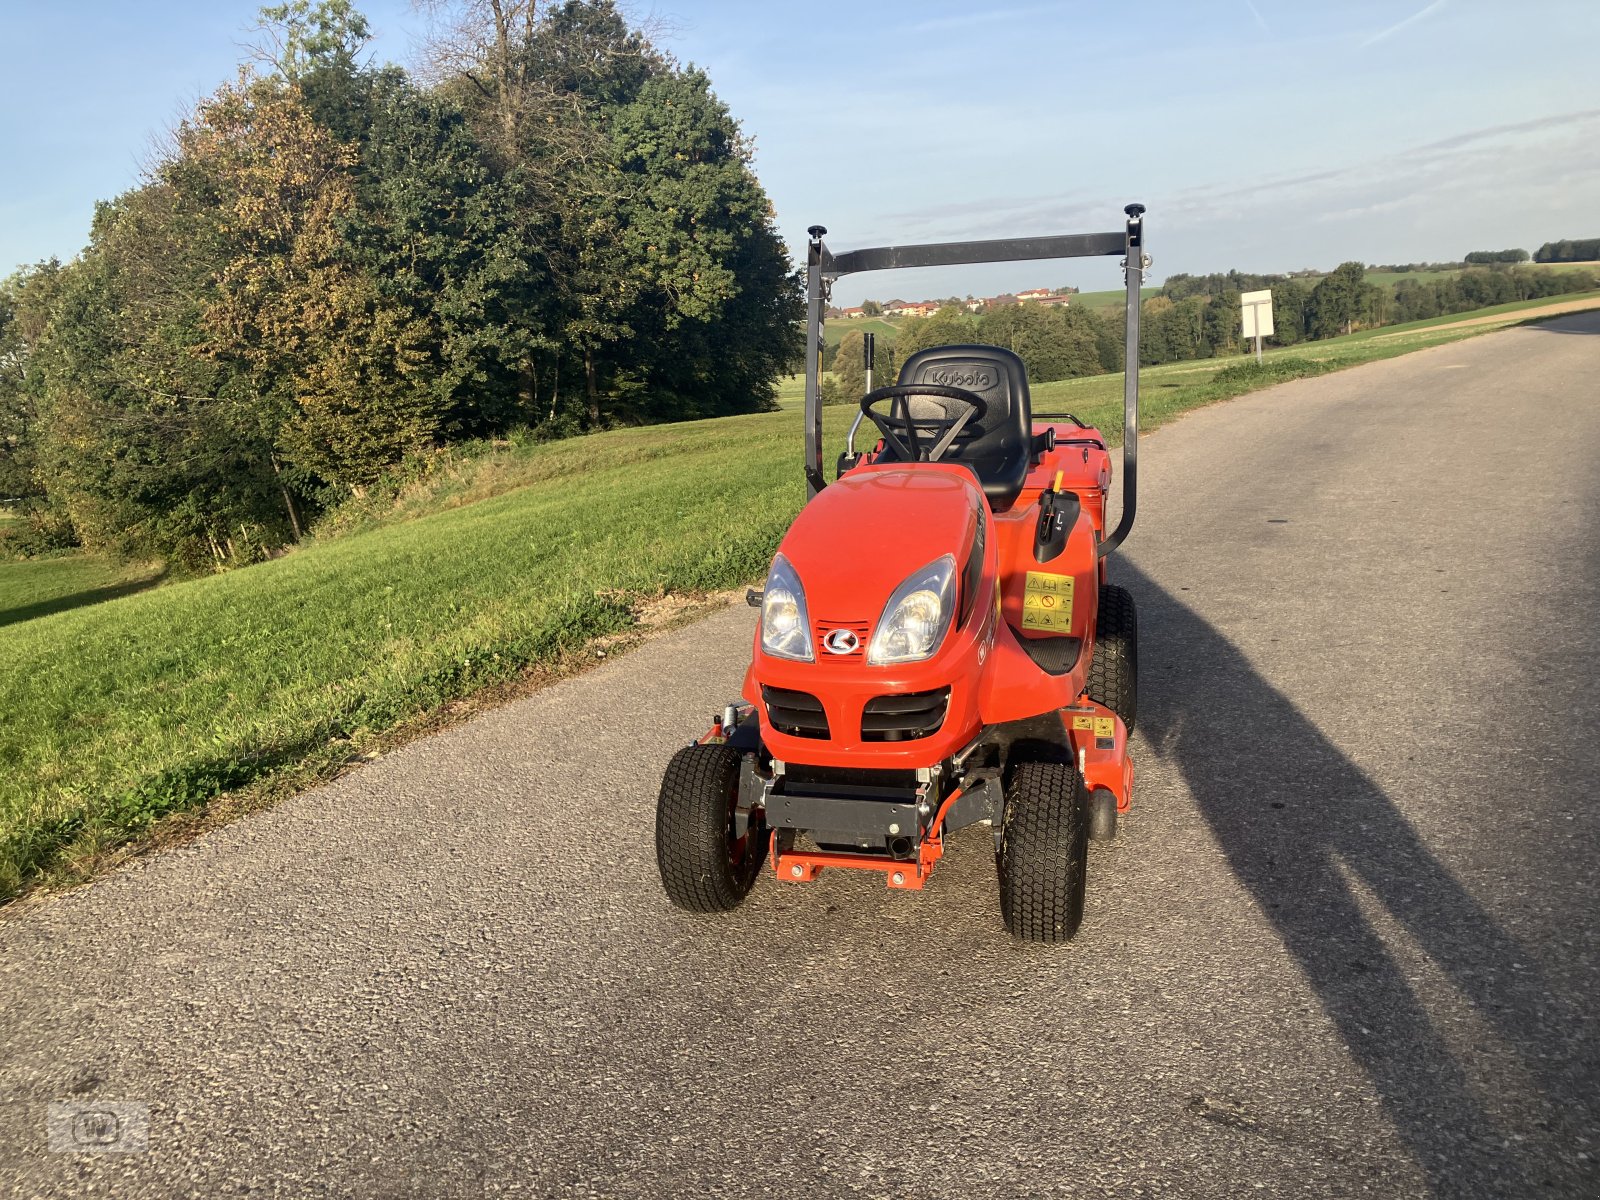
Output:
[
  {"left": 840, "top": 306, "right": 866, "bottom": 319},
  {"left": 989, "top": 293, "right": 1019, "bottom": 308},
  {"left": 1016, "top": 288, "right": 1052, "bottom": 302},
  {"left": 1031, "top": 293, "right": 1073, "bottom": 307}
]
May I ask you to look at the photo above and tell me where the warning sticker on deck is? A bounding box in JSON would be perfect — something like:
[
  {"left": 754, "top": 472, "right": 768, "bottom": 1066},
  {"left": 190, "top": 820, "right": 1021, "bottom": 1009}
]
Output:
[
  {"left": 1071, "top": 715, "right": 1094, "bottom": 731},
  {"left": 1093, "top": 716, "right": 1115, "bottom": 740},
  {"left": 1021, "top": 572, "right": 1075, "bottom": 632}
]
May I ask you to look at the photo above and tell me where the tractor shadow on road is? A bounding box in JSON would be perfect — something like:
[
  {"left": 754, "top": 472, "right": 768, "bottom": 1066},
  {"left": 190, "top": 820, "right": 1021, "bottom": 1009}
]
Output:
[{"left": 1121, "top": 561, "right": 1596, "bottom": 1197}]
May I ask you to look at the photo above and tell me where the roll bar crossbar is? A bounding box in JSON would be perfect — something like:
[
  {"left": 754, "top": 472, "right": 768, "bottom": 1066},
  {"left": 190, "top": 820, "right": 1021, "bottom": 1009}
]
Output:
[{"left": 803, "top": 204, "right": 1146, "bottom": 559}]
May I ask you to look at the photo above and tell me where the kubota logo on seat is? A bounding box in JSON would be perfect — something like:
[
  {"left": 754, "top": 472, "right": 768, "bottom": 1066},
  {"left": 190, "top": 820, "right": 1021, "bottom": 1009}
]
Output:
[
  {"left": 823, "top": 628, "right": 860, "bottom": 655},
  {"left": 928, "top": 367, "right": 993, "bottom": 389}
]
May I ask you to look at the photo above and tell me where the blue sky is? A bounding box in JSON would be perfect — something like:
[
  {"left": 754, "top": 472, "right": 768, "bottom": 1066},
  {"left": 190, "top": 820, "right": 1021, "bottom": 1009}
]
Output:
[{"left": 2, "top": 0, "right": 1596, "bottom": 303}]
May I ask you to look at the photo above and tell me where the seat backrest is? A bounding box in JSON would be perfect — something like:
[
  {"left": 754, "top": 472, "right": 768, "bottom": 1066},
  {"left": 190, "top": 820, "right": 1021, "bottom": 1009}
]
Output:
[{"left": 892, "top": 344, "right": 1032, "bottom": 510}]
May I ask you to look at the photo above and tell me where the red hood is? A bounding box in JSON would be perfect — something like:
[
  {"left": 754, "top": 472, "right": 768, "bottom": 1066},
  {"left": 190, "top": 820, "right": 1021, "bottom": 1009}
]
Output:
[{"left": 776, "top": 465, "right": 982, "bottom": 624}]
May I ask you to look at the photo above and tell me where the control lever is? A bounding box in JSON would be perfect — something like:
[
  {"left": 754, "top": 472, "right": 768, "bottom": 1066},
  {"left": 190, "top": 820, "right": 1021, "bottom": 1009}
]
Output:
[{"left": 1033, "top": 470, "right": 1075, "bottom": 563}]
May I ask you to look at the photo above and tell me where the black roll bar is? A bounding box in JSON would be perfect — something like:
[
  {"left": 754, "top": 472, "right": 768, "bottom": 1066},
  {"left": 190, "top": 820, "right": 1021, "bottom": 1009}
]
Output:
[{"left": 802, "top": 204, "right": 1148, "bottom": 558}]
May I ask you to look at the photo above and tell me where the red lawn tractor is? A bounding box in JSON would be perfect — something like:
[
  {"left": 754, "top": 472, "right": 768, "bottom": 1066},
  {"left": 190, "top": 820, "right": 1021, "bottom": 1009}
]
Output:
[{"left": 656, "top": 205, "right": 1149, "bottom": 942}]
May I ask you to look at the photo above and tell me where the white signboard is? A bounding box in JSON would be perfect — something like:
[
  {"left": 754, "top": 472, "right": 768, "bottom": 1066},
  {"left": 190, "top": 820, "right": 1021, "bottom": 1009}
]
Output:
[{"left": 1241, "top": 289, "right": 1275, "bottom": 338}]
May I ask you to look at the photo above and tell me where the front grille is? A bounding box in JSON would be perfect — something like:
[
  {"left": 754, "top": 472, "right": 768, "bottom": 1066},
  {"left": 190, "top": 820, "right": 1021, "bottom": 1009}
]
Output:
[
  {"left": 762, "top": 686, "right": 830, "bottom": 739},
  {"left": 861, "top": 688, "right": 950, "bottom": 742}
]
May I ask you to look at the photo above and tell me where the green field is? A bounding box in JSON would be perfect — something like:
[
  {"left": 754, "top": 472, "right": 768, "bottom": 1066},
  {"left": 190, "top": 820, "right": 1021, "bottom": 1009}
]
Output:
[
  {"left": 0, "top": 555, "right": 164, "bottom": 628},
  {"left": 3, "top": 293, "right": 1595, "bottom": 900},
  {"left": 1361, "top": 267, "right": 1462, "bottom": 289},
  {"left": 824, "top": 315, "right": 900, "bottom": 347},
  {"left": 1058, "top": 286, "right": 1161, "bottom": 310}
]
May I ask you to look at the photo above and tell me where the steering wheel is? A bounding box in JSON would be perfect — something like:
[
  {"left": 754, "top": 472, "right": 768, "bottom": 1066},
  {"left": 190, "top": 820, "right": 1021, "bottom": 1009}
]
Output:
[{"left": 859, "top": 383, "right": 989, "bottom": 464}]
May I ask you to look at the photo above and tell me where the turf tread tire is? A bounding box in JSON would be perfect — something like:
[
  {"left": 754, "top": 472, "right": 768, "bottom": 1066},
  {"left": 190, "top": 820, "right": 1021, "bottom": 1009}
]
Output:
[
  {"left": 997, "top": 760, "right": 1089, "bottom": 943},
  {"left": 1087, "top": 583, "right": 1137, "bottom": 733},
  {"left": 655, "top": 744, "right": 762, "bottom": 913}
]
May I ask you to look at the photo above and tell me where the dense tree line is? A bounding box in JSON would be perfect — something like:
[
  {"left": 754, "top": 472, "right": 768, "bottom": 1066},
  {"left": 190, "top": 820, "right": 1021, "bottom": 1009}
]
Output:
[
  {"left": 820, "top": 301, "right": 1120, "bottom": 402},
  {"left": 1391, "top": 264, "right": 1596, "bottom": 322},
  {"left": 0, "top": 0, "right": 799, "bottom": 568},
  {"left": 1464, "top": 249, "right": 1529, "bottom": 264},
  {"left": 1534, "top": 238, "right": 1600, "bottom": 263}
]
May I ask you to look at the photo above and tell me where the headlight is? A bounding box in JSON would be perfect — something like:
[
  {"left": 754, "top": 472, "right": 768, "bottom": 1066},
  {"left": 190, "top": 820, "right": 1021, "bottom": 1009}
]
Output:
[
  {"left": 868, "top": 555, "right": 956, "bottom": 665},
  {"left": 761, "top": 553, "right": 814, "bottom": 661}
]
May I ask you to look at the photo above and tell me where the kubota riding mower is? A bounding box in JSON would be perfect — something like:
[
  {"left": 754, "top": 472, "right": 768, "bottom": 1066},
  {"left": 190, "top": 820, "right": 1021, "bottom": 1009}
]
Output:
[{"left": 655, "top": 205, "right": 1149, "bottom": 942}]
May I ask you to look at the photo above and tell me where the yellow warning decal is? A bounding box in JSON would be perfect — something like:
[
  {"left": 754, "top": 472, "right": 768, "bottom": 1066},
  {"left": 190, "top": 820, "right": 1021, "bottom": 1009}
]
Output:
[
  {"left": 1021, "top": 571, "right": 1075, "bottom": 632},
  {"left": 1093, "top": 716, "right": 1115, "bottom": 740},
  {"left": 1071, "top": 715, "right": 1094, "bottom": 731}
]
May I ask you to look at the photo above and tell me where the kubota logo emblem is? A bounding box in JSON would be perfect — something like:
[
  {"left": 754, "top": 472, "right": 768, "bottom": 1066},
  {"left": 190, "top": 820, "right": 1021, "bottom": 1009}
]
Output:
[
  {"left": 823, "top": 628, "right": 860, "bottom": 655},
  {"left": 929, "top": 367, "right": 993, "bottom": 389}
]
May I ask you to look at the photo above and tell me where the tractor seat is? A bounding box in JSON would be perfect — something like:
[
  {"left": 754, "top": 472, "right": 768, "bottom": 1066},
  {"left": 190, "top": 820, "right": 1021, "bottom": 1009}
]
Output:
[{"left": 882, "top": 344, "right": 1034, "bottom": 511}]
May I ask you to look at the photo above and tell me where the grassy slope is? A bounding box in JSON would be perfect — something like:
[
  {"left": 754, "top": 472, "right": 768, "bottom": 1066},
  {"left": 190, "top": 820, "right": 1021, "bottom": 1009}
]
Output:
[
  {"left": 0, "top": 556, "right": 164, "bottom": 628},
  {"left": 1055, "top": 286, "right": 1160, "bottom": 310},
  {"left": 3, "top": 294, "right": 1596, "bottom": 899},
  {"left": 824, "top": 316, "right": 900, "bottom": 346}
]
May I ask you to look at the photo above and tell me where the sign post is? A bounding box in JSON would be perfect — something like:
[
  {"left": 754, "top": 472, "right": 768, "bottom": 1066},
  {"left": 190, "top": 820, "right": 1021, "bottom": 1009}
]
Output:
[{"left": 1240, "top": 289, "right": 1274, "bottom": 365}]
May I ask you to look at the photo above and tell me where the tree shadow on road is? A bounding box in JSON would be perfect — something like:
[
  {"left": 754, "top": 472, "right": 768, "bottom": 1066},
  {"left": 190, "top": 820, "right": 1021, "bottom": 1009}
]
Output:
[
  {"left": 1121, "top": 560, "right": 1597, "bottom": 1197},
  {"left": 1521, "top": 313, "right": 1600, "bottom": 334}
]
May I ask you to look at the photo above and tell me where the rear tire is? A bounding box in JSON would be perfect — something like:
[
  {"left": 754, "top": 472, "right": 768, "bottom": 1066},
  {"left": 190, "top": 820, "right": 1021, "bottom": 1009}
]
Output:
[
  {"left": 655, "top": 744, "right": 764, "bottom": 913},
  {"left": 997, "top": 760, "right": 1090, "bottom": 943},
  {"left": 1087, "top": 583, "right": 1137, "bottom": 733}
]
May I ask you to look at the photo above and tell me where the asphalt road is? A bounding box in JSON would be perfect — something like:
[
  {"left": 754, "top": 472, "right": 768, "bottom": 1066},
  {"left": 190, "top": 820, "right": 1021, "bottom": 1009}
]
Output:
[{"left": 4, "top": 314, "right": 1599, "bottom": 1198}]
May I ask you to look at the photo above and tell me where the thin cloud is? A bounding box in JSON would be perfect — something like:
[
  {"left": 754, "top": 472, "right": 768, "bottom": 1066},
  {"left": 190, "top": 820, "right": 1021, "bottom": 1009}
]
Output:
[
  {"left": 1360, "top": 0, "right": 1449, "bottom": 48},
  {"left": 1243, "top": 0, "right": 1270, "bottom": 34},
  {"left": 1409, "top": 107, "right": 1600, "bottom": 154}
]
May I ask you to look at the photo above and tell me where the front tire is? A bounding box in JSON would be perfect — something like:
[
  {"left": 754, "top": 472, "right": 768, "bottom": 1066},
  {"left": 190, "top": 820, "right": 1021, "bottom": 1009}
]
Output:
[
  {"left": 1087, "top": 583, "right": 1137, "bottom": 733},
  {"left": 997, "top": 760, "right": 1090, "bottom": 942},
  {"left": 655, "top": 744, "right": 764, "bottom": 913}
]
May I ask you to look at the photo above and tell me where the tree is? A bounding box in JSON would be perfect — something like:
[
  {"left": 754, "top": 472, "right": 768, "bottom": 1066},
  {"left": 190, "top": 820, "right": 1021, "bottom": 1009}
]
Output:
[
  {"left": 830, "top": 328, "right": 894, "bottom": 404},
  {"left": 894, "top": 306, "right": 977, "bottom": 363},
  {"left": 186, "top": 77, "right": 441, "bottom": 492},
  {"left": 1533, "top": 238, "right": 1600, "bottom": 264},
  {"left": 1464, "top": 248, "right": 1529, "bottom": 264},
  {"left": 860, "top": 300, "right": 882, "bottom": 316},
  {"left": 977, "top": 303, "right": 1099, "bottom": 381},
  {"left": 252, "top": 0, "right": 372, "bottom": 80},
  {"left": 1309, "top": 261, "right": 1376, "bottom": 338},
  {"left": 0, "top": 262, "right": 63, "bottom": 507},
  {"left": 1268, "top": 278, "right": 1311, "bottom": 346},
  {"left": 13, "top": 1, "right": 802, "bottom": 567}
]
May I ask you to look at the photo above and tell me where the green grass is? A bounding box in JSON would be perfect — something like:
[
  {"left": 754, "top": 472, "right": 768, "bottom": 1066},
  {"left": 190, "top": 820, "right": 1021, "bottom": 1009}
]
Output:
[
  {"left": 1362, "top": 267, "right": 1463, "bottom": 289},
  {"left": 773, "top": 373, "right": 806, "bottom": 409},
  {"left": 0, "top": 555, "right": 164, "bottom": 628},
  {"left": 1059, "top": 286, "right": 1160, "bottom": 310},
  {"left": 3, "top": 291, "right": 1596, "bottom": 901},
  {"left": 824, "top": 316, "right": 900, "bottom": 347}
]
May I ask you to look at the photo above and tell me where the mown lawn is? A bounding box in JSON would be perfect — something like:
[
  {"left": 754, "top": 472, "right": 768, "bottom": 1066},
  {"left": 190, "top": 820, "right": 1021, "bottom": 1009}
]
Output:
[{"left": 3, "top": 295, "right": 1595, "bottom": 899}]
